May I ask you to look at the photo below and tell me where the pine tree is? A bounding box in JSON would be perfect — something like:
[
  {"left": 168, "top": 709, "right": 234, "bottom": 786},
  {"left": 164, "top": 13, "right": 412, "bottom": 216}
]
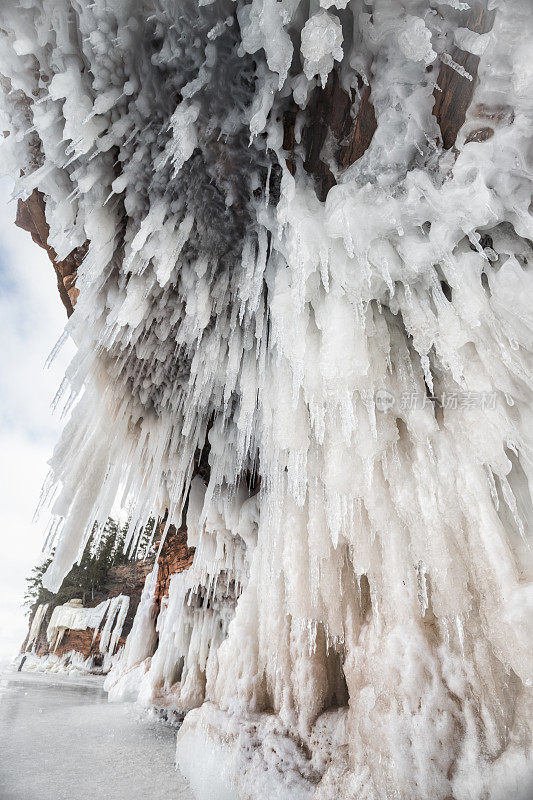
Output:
[
  {"left": 135, "top": 517, "right": 156, "bottom": 559},
  {"left": 23, "top": 554, "right": 55, "bottom": 616},
  {"left": 23, "top": 517, "right": 138, "bottom": 611}
]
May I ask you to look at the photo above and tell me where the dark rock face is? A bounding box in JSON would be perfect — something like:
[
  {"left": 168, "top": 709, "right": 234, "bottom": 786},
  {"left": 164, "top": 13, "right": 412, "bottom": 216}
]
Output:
[{"left": 432, "top": 1, "right": 496, "bottom": 150}]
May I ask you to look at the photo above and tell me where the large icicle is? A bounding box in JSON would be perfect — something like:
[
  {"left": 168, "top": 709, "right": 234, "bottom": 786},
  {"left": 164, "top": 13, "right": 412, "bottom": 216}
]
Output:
[{"left": 25, "top": 603, "right": 49, "bottom": 651}]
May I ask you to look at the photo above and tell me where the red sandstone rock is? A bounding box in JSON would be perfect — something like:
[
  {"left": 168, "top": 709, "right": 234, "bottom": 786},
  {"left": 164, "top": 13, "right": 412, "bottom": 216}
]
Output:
[
  {"left": 154, "top": 525, "right": 195, "bottom": 608},
  {"left": 15, "top": 188, "right": 85, "bottom": 316},
  {"left": 24, "top": 528, "right": 197, "bottom": 667}
]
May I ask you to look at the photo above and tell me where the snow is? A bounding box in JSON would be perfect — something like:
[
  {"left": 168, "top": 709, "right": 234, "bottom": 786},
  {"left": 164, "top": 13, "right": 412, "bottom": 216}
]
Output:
[
  {"left": 22, "top": 651, "right": 100, "bottom": 676},
  {"left": 1, "top": 0, "right": 533, "bottom": 798}
]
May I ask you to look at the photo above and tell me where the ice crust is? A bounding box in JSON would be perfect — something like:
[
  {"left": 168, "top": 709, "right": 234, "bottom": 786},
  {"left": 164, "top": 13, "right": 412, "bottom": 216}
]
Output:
[
  {"left": 1, "top": 1, "right": 533, "bottom": 798},
  {"left": 21, "top": 650, "right": 106, "bottom": 676}
]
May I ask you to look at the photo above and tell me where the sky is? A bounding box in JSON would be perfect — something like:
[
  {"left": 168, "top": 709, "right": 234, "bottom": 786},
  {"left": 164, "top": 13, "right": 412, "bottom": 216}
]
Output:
[{"left": 0, "top": 175, "right": 75, "bottom": 663}]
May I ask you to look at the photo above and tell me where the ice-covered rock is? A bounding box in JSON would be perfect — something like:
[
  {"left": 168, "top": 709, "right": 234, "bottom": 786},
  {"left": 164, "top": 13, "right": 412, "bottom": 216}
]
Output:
[
  {"left": 301, "top": 11, "right": 344, "bottom": 87},
  {"left": 46, "top": 596, "right": 129, "bottom": 654},
  {"left": 1, "top": 0, "right": 532, "bottom": 798}
]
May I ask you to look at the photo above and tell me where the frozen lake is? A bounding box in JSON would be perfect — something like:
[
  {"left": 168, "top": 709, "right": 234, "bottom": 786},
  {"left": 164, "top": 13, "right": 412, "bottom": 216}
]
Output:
[{"left": 0, "top": 669, "right": 194, "bottom": 800}]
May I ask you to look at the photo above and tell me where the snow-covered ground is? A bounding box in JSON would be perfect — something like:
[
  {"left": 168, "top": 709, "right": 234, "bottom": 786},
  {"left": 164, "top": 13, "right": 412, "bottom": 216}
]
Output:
[{"left": 0, "top": 669, "right": 194, "bottom": 800}]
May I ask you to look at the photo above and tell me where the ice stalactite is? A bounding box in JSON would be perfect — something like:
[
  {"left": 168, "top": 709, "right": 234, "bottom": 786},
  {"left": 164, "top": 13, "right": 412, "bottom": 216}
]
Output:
[
  {"left": 1, "top": 0, "right": 533, "bottom": 798},
  {"left": 117, "top": 566, "right": 160, "bottom": 673},
  {"left": 141, "top": 479, "right": 258, "bottom": 712},
  {"left": 25, "top": 603, "right": 49, "bottom": 651},
  {"left": 105, "top": 566, "right": 160, "bottom": 701},
  {"left": 98, "top": 595, "right": 130, "bottom": 655}
]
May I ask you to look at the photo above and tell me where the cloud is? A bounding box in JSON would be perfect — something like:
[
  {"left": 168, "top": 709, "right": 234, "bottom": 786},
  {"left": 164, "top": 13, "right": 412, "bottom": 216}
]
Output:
[{"left": 0, "top": 176, "right": 75, "bottom": 661}]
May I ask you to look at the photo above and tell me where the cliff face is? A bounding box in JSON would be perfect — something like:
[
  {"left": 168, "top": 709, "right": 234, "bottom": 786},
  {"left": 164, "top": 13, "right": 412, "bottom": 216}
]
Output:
[
  {"left": 25, "top": 559, "right": 154, "bottom": 665},
  {"left": 154, "top": 526, "right": 195, "bottom": 609},
  {"left": 23, "top": 526, "right": 195, "bottom": 670}
]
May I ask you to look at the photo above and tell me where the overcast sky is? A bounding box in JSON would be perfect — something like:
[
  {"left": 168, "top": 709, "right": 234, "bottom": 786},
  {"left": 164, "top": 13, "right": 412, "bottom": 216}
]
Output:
[{"left": 0, "top": 175, "right": 75, "bottom": 663}]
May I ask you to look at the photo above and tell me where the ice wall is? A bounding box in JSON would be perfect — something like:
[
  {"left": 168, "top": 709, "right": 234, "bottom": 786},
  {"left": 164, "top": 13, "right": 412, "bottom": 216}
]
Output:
[{"left": 1, "top": 1, "right": 532, "bottom": 798}]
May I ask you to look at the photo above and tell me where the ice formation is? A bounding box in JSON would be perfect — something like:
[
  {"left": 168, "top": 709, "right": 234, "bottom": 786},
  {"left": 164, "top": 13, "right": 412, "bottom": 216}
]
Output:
[
  {"left": 1, "top": 1, "right": 533, "bottom": 798},
  {"left": 46, "top": 596, "right": 129, "bottom": 656},
  {"left": 26, "top": 602, "right": 49, "bottom": 651},
  {"left": 21, "top": 650, "right": 102, "bottom": 676},
  {"left": 301, "top": 11, "right": 344, "bottom": 86}
]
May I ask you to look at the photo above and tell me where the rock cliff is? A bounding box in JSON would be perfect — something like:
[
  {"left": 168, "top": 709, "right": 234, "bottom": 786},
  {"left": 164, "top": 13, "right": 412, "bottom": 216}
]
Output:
[
  {"left": 23, "top": 527, "right": 195, "bottom": 671},
  {"left": 23, "top": 559, "right": 153, "bottom": 666},
  {"left": 15, "top": 188, "right": 84, "bottom": 316}
]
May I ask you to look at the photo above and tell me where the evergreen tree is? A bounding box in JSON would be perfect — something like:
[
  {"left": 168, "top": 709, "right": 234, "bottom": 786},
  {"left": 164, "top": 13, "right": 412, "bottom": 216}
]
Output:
[
  {"left": 135, "top": 516, "right": 156, "bottom": 559},
  {"left": 23, "top": 554, "right": 55, "bottom": 616},
  {"left": 23, "top": 516, "right": 137, "bottom": 613}
]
